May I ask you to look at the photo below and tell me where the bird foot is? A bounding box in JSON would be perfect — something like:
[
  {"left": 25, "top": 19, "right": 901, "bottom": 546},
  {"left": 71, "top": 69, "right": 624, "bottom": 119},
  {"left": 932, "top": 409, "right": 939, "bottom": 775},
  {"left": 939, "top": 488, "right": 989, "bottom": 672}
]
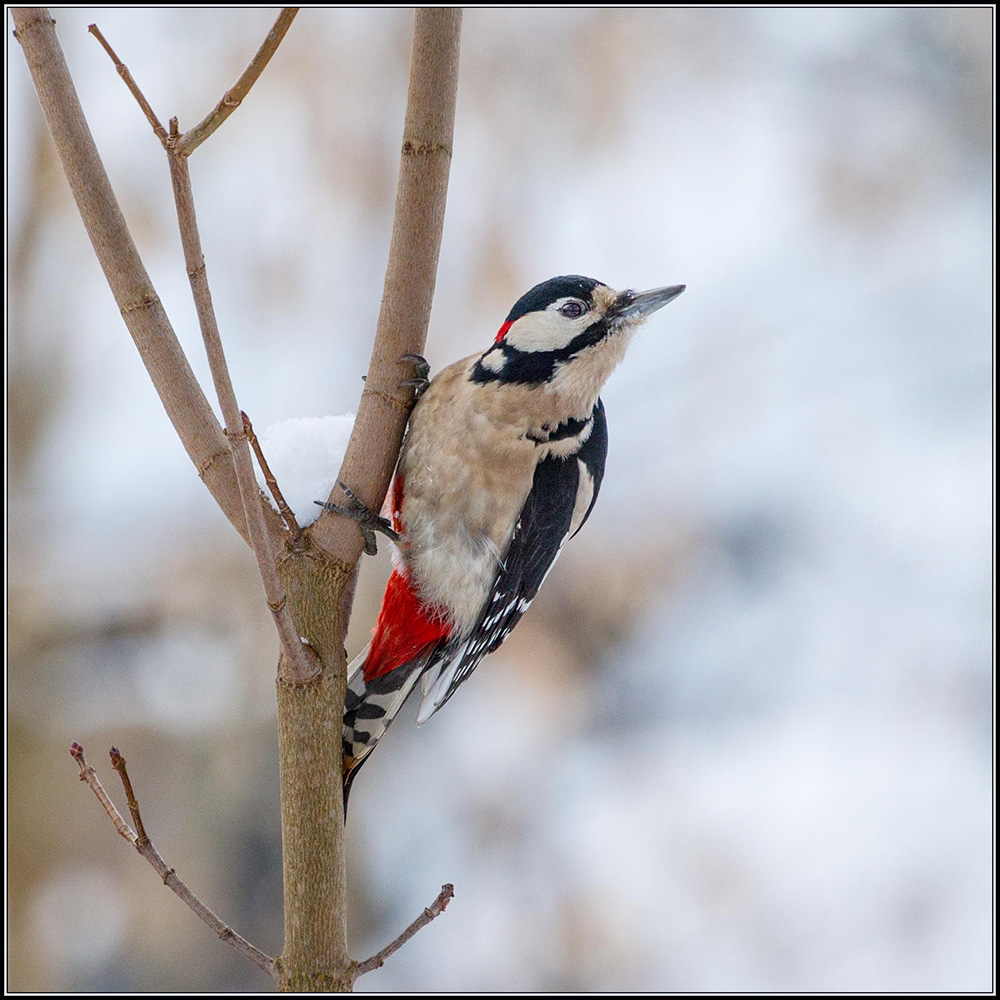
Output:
[
  {"left": 314, "top": 481, "right": 400, "bottom": 556},
  {"left": 398, "top": 354, "right": 431, "bottom": 399}
]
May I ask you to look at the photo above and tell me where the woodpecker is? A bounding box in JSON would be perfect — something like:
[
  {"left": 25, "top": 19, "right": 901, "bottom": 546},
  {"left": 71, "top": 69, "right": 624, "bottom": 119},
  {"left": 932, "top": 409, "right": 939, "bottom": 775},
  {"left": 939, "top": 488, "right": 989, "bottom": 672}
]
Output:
[{"left": 327, "top": 275, "right": 685, "bottom": 809}]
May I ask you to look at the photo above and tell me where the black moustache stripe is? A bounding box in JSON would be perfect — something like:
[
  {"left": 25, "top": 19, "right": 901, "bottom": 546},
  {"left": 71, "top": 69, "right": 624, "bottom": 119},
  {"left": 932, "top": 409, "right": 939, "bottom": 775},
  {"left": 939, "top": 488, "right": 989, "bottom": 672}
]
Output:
[{"left": 471, "top": 319, "right": 611, "bottom": 385}]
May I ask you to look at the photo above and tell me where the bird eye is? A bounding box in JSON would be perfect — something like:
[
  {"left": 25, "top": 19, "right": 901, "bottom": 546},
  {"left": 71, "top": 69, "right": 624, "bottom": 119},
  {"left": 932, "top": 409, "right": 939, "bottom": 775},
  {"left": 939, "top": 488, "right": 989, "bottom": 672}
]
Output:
[{"left": 559, "top": 301, "right": 584, "bottom": 318}]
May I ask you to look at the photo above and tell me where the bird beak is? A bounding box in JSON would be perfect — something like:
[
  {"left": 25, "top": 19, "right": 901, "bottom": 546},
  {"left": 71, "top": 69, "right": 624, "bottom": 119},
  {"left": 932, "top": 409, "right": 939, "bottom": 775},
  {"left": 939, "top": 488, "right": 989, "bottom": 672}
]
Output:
[{"left": 610, "top": 284, "right": 686, "bottom": 323}]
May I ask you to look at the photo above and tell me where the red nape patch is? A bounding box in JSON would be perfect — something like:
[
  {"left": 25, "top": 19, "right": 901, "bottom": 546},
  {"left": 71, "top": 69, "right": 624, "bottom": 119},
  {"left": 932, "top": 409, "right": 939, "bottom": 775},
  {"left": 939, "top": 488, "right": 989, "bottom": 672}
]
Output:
[
  {"left": 494, "top": 319, "right": 513, "bottom": 343},
  {"left": 364, "top": 569, "right": 450, "bottom": 682}
]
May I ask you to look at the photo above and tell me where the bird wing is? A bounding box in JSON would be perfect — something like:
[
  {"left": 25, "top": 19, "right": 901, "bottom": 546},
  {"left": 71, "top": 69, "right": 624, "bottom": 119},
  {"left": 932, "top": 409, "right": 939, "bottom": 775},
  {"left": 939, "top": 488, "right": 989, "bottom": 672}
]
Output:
[{"left": 416, "top": 399, "right": 608, "bottom": 723}]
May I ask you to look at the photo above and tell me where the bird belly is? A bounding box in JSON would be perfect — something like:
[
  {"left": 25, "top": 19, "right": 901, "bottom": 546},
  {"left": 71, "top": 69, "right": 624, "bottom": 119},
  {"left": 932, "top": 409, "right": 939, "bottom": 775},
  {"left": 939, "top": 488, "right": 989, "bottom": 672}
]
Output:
[
  {"left": 403, "top": 513, "right": 499, "bottom": 636},
  {"left": 398, "top": 366, "right": 537, "bottom": 635}
]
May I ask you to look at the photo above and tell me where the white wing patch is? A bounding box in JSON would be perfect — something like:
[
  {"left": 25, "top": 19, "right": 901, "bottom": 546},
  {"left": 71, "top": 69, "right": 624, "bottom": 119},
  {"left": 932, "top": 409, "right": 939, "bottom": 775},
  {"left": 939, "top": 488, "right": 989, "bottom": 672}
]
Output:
[
  {"left": 417, "top": 640, "right": 472, "bottom": 724},
  {"left": 569, "top": 459, "right": 596, "bottom": 537}
]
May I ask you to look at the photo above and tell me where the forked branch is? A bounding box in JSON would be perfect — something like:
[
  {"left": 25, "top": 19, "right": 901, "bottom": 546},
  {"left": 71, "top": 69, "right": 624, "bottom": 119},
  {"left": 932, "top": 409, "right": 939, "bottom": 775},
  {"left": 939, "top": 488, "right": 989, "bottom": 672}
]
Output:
[
  {"left": 70, "top": 742, "right": 276, "bottom": 980},
  {"left": 86, "top": 12, "right": 316, "bottom": 681},
  {"left": 165, "top": 145, "right": 317, "bottom": 682},
  {"left": 10, "top": 7, "right": 254, "bottom": 543},
  {"left": 17, "top": 8, "right": 464, "bottom": 989},
  {"left": 179, "top": 8, "right": 299, "bottom": 155}
]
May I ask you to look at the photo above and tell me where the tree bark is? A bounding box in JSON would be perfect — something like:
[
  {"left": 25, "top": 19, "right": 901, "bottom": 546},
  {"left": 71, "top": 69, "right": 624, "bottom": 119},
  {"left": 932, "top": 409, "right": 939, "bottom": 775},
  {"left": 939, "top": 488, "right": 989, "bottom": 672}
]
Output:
[
  {"left": 13, "top": 6, "right": 462, "bottom": 991},
  {"left": 272, "top": 11, "right": 461, "bottom": 989}
]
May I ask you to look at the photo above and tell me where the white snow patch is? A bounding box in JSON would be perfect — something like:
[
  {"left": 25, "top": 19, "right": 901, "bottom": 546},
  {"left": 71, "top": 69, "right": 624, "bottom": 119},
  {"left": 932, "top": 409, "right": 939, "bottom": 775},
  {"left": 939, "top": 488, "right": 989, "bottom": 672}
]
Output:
[{"left": 256, "top": 414, "right": 355, "bottom": 527}]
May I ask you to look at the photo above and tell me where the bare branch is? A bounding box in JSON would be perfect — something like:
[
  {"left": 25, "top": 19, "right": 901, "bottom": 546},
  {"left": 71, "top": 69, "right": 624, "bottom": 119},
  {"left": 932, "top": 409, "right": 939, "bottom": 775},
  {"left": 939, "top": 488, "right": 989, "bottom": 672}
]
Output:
[
  {"left": 87, "top": 22, "right": 167, "bottom": 142},
  {"left": 84, "top": 12, "right": 313, "bottom": 676},
  {"left": 70, "top": 742, "right": 277, "bottom": 979},
  {"left": 274, "top": 17, "right": 462, "bottom": 979},
  {"left": 109, "top": 745, "right": 147, "bottom": 842},
  {"left": 178, "top": 8, "right": 299, "bottom": 156},
  {"left": 310, "top": 8, "right": 462, "bottom": 579},
  {"left": 166, "top": 149, "right": 317, "bottom": 682},
  {"left": 244, "top": 410, "right": 303, "bottom": 544},
  {"left": 10, "top": 7, "right": 261, "bottom": 545},
  {"left": 25, "top": 9, "right": 464, "bottom": 989},
  {"left": 70, "top": 741, "right": 136, "bottom": 844},
  {"left": 89, "top": 9, "right": 298, "bottom": 158},
  {"left": 352, "top": 884, "right": 455, "bottom": 980}
]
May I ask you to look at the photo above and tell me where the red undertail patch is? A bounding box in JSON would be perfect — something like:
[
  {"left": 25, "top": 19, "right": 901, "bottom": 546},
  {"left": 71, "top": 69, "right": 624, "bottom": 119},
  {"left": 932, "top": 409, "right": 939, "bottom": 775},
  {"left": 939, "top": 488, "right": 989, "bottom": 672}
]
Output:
[{"left": 364, "top": 569, "right": 450, "bottom": 682}]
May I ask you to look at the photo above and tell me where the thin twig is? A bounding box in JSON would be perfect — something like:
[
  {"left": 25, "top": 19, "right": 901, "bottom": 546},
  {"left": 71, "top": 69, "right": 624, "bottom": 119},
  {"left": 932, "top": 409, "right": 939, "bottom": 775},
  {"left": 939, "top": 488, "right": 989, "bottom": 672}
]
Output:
[
  {"left": 244, "top": 410, "right": 302, "bottom": 544},
  {"left": 177, "top": 8, "right": 299, "bottom": 156},
  {"left": 70, "top": 741, "right": 277, "bottom": 979},
  {"left": 70, "top": 741, "right": 136, "bottom": 844},
  {"left": 352, "top": 884, "right": 455, "bottom": 980},
  {"left": 109, "top": 745, "right": 147, "bottom": 842},
  {"left": 166, "top": 149, "right": 317, "bottom": 683},
  {"left": 87, "top": 23, "right": 167, "bottom": 142}
]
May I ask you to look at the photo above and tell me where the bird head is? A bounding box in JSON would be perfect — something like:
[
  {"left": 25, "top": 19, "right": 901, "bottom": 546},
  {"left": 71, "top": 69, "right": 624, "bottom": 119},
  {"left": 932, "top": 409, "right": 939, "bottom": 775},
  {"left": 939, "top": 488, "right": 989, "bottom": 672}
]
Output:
[{"left": 471, "top": 275, "right": 685, "bottom": 405}]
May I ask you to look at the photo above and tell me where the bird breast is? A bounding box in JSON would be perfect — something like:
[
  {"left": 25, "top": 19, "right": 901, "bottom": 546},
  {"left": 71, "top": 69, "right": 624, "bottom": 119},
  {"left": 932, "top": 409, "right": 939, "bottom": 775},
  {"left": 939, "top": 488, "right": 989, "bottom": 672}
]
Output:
[{"left": 396, "top": 356, "right": 539, "bottom": 635}]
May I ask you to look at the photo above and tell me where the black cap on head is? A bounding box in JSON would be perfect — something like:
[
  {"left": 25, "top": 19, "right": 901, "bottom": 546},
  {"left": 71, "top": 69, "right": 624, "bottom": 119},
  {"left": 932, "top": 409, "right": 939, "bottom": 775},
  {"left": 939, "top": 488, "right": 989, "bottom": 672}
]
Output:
[{"left": 505, "top": 275, "right": 602, "bottom": 324}]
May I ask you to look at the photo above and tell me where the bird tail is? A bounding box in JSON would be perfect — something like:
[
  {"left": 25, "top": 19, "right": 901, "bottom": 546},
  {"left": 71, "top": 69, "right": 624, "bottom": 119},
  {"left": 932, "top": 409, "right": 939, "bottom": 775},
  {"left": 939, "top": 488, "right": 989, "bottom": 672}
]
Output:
[{"left": 341, "top": 642, "right": 441, "bottom": 815}]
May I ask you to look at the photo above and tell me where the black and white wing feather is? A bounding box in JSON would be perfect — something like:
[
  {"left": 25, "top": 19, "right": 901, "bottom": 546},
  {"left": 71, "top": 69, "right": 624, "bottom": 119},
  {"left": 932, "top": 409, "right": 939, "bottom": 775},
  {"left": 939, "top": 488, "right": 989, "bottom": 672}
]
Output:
[{"left": 416, "top": 399, "right": 608, "bottom": 722}]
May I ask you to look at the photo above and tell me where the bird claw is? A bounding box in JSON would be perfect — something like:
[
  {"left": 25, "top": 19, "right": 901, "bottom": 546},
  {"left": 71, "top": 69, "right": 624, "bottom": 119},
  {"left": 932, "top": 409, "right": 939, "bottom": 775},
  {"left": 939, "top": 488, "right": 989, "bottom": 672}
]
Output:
[
  {"left": 398, "top": 354, "right": 430, "bottom": 376},
  {"left": 314, "top": 481, "right": 400, "bottom": 556},
  {"left": 398, "top": 354, "right": 431, "bottom": 400},
  {"left": 399, "top": 375, "right": 430, "bottom": 395}
]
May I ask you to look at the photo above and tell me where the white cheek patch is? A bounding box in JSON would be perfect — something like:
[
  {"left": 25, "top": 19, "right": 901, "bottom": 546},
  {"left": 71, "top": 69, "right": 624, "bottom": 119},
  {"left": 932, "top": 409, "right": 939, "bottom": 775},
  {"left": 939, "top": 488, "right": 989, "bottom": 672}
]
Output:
[{"left": 503, "top": 305, "right": 591, "bottom": 353}]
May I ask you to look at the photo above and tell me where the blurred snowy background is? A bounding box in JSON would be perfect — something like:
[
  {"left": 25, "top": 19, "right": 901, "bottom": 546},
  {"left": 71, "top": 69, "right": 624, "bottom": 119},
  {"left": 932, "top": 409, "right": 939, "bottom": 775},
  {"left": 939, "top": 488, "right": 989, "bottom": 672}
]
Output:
[{"left": 6, "top": 7, "right": 992, "bottom": 992}]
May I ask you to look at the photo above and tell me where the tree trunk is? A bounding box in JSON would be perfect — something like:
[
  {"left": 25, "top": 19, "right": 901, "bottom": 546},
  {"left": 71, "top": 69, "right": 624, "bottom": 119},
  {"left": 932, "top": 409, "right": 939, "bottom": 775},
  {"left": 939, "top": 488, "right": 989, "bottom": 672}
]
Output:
[{"left": 12, "top": 6, "right": 462, "bottom": 991}]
